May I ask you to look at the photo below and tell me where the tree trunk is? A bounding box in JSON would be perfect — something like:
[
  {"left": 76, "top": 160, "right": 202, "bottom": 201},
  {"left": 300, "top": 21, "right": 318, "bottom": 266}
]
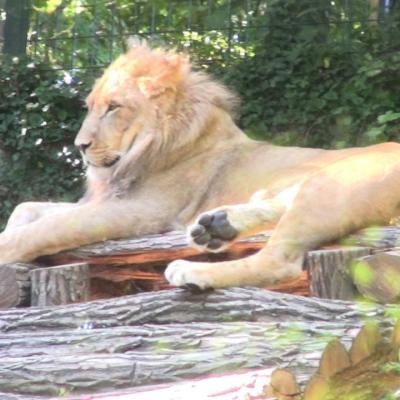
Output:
[
  {"left": 0, "top": 288, "right": 386, "bottom": 396},
  {"left": 3, "top": 0, "right": 31, "bottom": 56}
]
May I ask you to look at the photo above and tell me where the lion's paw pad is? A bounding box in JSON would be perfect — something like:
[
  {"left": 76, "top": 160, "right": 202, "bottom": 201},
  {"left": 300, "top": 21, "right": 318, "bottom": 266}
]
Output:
[{"left": 189, "top": 210, "right": 238, "bottom": 252}]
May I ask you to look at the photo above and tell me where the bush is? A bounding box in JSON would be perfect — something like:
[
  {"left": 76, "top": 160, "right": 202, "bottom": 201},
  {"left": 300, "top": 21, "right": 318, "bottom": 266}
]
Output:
[
  {"left": 221, "top": 0, "right": 400, "bottom": 148},
  {"left": 0, "top": 58, "right": 89, "bottom": 227},
  {"left": 2, "top": 1, "right": 400, "bottom": 228}
]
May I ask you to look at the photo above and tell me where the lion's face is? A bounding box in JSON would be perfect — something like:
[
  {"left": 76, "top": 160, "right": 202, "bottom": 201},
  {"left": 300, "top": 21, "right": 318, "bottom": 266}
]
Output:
[
  {"left": 75, "top": 81, "right": 157, "bottom": 169},
  {"left": 74, "top": 44, "right": 189, "bottom": 170}
]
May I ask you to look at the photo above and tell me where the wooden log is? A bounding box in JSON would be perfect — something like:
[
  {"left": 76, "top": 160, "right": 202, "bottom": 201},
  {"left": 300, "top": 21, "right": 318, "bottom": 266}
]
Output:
[
  {"left": 43, "top": 225, "right": 400, "bottom": 265},
  {"left": 347, "top": 225, "right": 400, "bottom": 249},
  {"left": 0, "top": 394, "right": 44, "bottom": 400},
  {"left": 0, "top": 225, "right": 396, "bottom": 308},
  {"left": 0, "top": 321, "right": 348, "bottom": 395},
  {"left": 0, "top": 288, "right": 389, "bottom": 397},
  {"left": 30, "top": 263, "right": 90, "bottom": 307},
  {"left": 41, "top": 231, "right": 271, "bottom": 265},
  {"left": 42, "top": 230, "right": 375, "bottom": 301},
  {"left": 0, "top": 227, "right": 394, "bottom": 308},
  {"left": 306, "top": 247, "right": 370, "bottom": 300},
  {"left": 264, "top": 369, "right": 301, "bottom": 400},
  {"left": 329, "top": 350, "right": 400, "bottom": 400},
  {"left": 40, "top": 231, "right": 278, "bottom": 301},
  {"left": 280, "top": 320, "right": 400, "bottom": 400},
  {"left": 0, "top": 263, "right": 35, "bottom": 309},
  {"left": 63, "top": 367, "right": 279, "bottom": 400},
  {"left": 352, "top": 251, "right": 400, "bottom": 303},
  {"left": 0, "top": 288, "right": 386, "bottom": 332}
]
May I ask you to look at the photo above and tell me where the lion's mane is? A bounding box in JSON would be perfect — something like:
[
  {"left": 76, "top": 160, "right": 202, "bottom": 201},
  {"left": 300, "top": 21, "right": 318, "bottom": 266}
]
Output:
[{"left": 83, "top": 43, "right": 239, "bottom": 199}]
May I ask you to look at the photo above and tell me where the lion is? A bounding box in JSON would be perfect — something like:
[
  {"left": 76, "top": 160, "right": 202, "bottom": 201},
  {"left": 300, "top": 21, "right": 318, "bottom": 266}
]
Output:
[{"left": 2, "top": 42, "right": 400, "bottom": 291}]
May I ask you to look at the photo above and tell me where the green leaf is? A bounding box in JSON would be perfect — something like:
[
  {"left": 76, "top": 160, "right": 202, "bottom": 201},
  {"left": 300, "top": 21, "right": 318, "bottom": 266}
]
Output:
[
  {"left": 377, "top": 112, "right": 400, "bottom": 125},
  {"left": 366, "top": 126, "right": 385, "bottom": 139}
]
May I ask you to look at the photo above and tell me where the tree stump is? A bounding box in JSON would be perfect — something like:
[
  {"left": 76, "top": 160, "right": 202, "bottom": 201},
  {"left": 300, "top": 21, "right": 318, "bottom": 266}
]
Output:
[
  {"left": 0, "top": 263, "right": 35, "bottom": 308},
  {"left": 352, "top": 250, "right": 400, "bottom": 303},
  {"left": 30, "top": 263, "right": 90, "bottom": 307},
  {"left": 306, "top": 247, "right": 370, "bottom": 300}
]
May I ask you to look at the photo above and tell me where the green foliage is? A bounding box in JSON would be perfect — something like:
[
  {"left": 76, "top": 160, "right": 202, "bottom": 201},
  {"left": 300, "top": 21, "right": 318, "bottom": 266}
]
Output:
[
  {"left": 0, "top": 57, "right": 87, "bottom": 227},
  {"left": 2, "top": 0, "right": 400, "bottom": 228},
  {"left": 29, "top": 0, "right": 264, "bottom": 69},
  {"left": 220, "top": 0, "right": 400, "bottom": 147}
]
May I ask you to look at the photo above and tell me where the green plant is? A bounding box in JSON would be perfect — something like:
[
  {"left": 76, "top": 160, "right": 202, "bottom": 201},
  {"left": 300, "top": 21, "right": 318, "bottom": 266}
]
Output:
[
  {"left": 0, "top": 57, "right": 88, "bottom": 227},
  {"left": 2, "top": 0, "right": 400, "bottom": 228},
  {"left": 219, "top": 0, "right": 400, "bottom": 148}
]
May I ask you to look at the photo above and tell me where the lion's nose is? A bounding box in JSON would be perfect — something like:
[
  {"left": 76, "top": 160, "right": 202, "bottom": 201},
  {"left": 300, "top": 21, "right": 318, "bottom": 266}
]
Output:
[{"left": 77, "top": 142, "right": 92, "bottom": 153}]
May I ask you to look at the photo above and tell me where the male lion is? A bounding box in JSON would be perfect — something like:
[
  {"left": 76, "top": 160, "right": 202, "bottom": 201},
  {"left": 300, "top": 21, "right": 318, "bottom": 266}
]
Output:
[{"left": 2, "top": 43, "right": 400, "bottom": 290}]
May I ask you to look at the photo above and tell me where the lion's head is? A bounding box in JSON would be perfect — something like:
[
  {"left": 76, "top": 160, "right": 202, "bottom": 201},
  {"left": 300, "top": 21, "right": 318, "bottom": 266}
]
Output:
[{"left": 75, "top": 42, "right": 238, "bottom": 198}]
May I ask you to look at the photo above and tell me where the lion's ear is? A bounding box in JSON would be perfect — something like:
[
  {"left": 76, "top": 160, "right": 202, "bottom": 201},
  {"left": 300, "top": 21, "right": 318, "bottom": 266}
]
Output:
[
  {"left": 137, "top": 53, "right": 189, "bottom": 98},
  {"left": 137, "top": 77, "right": 166, "bottom": 98}
]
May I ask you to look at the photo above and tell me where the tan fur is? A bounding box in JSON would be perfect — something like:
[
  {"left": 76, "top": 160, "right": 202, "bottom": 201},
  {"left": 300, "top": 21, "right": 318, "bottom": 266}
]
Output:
[{"left": 2, "top": 44, "right": 400, "bottom": 290}]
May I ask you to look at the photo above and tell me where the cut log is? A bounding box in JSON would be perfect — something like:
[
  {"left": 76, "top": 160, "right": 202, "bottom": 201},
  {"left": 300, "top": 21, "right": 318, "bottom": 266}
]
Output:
[
  {"left": 41, "top": 225, "right": 400, "bottom": 265},
  {"left": 353, "top": 250, "right": 400, "bottom": 303},
  {"left": 0, "top": 288, "right": 386, "bottom": 332},
  {"left": 318, "top": 339, "right": 351, "bottom": 379},
  {"left": 321, "top": 327, "right": 400, "bottom": 400},
  {"left": 348, "top": 225, "right": 400, "bottom": 249},
  {"left": 0, "top": 263, "right": 36, "bottom": 309},
  {"left": 43, "top": 225, "right": 400, "bottom": 265},
  {"left": 0, "top": 225, "right": 397, "bottom": 309},
  {"left": 42, "top": 231, "right": 271, "bottom": 265},
  {"left": 64, "top": 367, "right": 279, "bottom": 400},
  {"left": 326, "top": 347, "right": 400, "bottom": 399},
  {"left": 303, "top": 374, "right": 330, "bottom": 400},
  {"left": 306, "top": 247, "right": 370, "bottom": 300},
  {"left": 290, "top": 321, "right": 400, "bottom": 400},
  {"left": 349, "top": 322, "right": 382, "bottom": 364},
  {"left": 264, "top": 369, "right": 301, "bottom": 400},
  {"left": 0, "top": 321, "right": 347, "bottom": 395},
  {"left": 0, "top": 288, "right": 384, "bottom": 396},
  {"left": 40, "top": 230, "right": 374, "bottom": 301},
  {"left": 30, "top": 263, "right": 90, "bottom": 307}
]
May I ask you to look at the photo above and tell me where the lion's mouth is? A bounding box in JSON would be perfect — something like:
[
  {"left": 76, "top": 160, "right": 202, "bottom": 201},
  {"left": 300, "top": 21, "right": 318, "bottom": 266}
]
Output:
[
  {"left": 86, "top": 155, "right": 121, "bottom": 168},
  {"left": 103, "top": 156, "right": 121, "bottom": 168}
]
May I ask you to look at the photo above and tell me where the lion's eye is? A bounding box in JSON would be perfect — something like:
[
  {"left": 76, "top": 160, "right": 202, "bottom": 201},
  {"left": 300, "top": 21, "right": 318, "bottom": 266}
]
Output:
[{"left": 107, "top": 102, "right": 121, "bottom": 113}]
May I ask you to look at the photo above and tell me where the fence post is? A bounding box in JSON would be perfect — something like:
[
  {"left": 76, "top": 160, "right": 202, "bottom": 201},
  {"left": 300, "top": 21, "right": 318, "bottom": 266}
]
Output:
[{"left": 3, "top": 0, "right": 31, "bottom": 56}]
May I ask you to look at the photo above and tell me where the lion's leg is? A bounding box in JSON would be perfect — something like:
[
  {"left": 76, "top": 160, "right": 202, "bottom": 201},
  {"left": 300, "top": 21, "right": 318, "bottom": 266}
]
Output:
[
  {"left": 166, "top": 149, "right": 400, "bottom": 289},
  {"left": 165, "top": 237, "right": 304, "bottom": 289},
  {"left": 5, "top": 202, "right": 77, "bottom": 231},
  {"left": 0, "top": 200, "right": 169, "bottom": 264},
  {"left": 188, "top": 186, "right": 299, "bottom": 252}
]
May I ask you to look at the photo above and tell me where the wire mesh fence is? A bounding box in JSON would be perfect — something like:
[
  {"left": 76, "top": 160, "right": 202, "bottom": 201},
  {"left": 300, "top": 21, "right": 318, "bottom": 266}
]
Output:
[
  {"left": 0, "top": 0, "right": 395, "bottom": 72},
  {"left": 28, "top": 0, "right": 272, "bottom": 71}
]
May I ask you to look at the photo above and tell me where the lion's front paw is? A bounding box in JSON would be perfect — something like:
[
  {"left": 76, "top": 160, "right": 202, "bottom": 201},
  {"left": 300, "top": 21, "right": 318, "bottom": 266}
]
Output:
[
  {"left": 188, "top": 210, "right": 238, "bottom": 253},
  {"left": 165, "top": 260, "right": 215, "bottom": 290}
]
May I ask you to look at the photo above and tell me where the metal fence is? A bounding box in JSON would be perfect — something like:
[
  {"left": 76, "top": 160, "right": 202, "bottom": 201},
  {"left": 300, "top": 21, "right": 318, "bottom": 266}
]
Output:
[{"left": 0, "top": 0, "right": 396, "bottom": 72}]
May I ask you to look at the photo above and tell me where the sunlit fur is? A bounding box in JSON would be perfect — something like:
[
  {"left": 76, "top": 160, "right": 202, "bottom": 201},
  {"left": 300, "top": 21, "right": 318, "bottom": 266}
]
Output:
[
  {"left": 76, "top": 44, "right": 237, "bottom": 200},
  {"left": 2, "top": 43, "right": 400, "bottom": 292}
]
